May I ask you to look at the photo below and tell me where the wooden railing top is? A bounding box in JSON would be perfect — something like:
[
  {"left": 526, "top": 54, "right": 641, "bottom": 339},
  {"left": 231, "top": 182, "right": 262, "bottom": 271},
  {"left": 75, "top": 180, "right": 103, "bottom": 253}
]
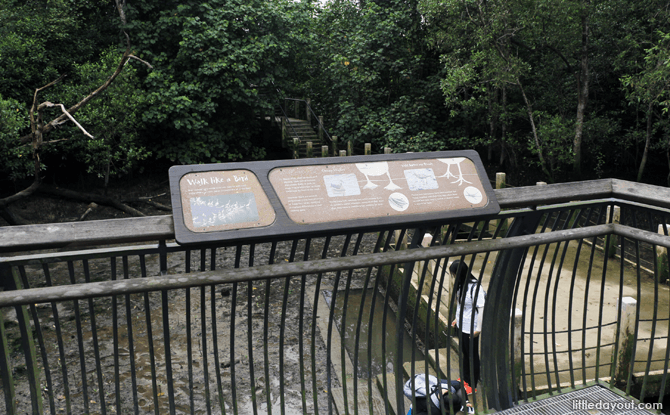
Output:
[{"left": 1, "top": 178, "right": 668, "bottom": 253}]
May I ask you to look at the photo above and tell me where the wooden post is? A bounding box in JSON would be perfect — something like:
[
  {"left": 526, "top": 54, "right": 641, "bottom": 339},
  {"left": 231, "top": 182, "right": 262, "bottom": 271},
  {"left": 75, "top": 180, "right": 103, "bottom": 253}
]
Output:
[
  {"left": 657, "top": 224, "right": 669, "bottom": 283},
  {"left": 332, "top": 136, "right": 338, "bottom": 157},
  {"left": 339, "top": 150, "right": 347, "bottom": 157},
  {"left": 318, "top": 115, "right": 324, "bottom": 143},
  {"left": 321, "top": 145, "right": 329, "bottom": 158},
  {"left": 293, "top": 138, "right": 300, "bottom": 159},
  {"left": 306, "top": 141, "right": 313, "bottom": 158},
  {"left": 364, "top": 143, "right": 372, "bottom": 155},
  {"left": 347, "top": 139, "right": 353, "bottom": 156},
  {"left": 384, "top": 147, "right": 392, "bottom": 154},
  {"left": 613, "top": 297, "right": 636, "bottom": 387},
  {"left": 306, "top": 98, "right": 311, "bottom": 122},
  {"left": 281, "top": 117, "right": 287, "bottom": 148},
  {"left": 496, "top": 172, "right": 506, "bottom": 189},
  {"left": 604, "top": 206, "right": 621, "bottom": 258}
]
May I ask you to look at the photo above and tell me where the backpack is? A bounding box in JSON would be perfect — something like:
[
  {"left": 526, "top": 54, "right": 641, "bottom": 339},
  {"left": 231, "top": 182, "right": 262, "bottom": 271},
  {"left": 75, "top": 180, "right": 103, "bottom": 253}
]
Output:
[{"left": 403, "top": 374, "right": 463, "bottom": 415}]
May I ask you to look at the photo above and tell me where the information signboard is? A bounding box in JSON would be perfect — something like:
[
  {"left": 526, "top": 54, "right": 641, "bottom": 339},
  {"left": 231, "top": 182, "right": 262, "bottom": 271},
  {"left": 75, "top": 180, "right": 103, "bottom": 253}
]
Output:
[{"left": 169, "top": 150, "right": 499, "bottom": 244}]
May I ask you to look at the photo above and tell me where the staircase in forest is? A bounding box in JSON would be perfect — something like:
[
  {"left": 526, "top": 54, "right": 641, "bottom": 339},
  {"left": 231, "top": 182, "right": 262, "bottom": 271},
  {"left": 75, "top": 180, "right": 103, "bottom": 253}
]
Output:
[
  {"left": 263, "top": 95, "right": 331, "bottom": 158},
  {"left": 282, "top": 117, "right": 322, "bottom": 157}
]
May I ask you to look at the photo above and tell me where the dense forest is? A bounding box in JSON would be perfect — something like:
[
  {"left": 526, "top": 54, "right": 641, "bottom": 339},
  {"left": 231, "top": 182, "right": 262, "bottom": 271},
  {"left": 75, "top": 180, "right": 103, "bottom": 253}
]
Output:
[{"left": 2, "top": 0, "right": 670, "bottom": 199}]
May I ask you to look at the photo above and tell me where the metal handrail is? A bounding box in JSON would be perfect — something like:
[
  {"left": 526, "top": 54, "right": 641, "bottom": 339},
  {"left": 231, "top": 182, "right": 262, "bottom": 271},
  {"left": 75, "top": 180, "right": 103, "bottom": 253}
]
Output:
[
  {"left": 282, "top": 97, "right": 333, "bottom": 144},
  {"left": 2, "top": 184, "right": 670, "bottom": 414}
]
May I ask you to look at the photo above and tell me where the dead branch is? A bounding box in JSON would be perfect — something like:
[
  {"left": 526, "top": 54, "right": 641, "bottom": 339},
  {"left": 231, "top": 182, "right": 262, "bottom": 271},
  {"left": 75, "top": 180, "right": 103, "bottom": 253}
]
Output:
[
  {"left": 79, "top": 202, "right": 99, "bottom": 221},
  {"left": 0, "top": 180, "right": 41, "bottom": 209},
  {"left": 121, "top": 197, "right": 171, "bottom": 211},
  {"left": 39, "top": 102, "right": 94, "bottom": 138},
  {"left": 0, "top": 207, "right": 28, "bottom": 226},
  {"left": 38, "top": 185, "right": 146, "bottom": 217},
  {"left": 128, "top": 55, "right": 153, "bottom": 69}
]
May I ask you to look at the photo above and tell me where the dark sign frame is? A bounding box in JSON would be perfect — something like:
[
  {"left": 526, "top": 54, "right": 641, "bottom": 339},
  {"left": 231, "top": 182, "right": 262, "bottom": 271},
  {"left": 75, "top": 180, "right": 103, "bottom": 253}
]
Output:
[{"left": 169, "top": 150, "right": 500, "bottom": 245}]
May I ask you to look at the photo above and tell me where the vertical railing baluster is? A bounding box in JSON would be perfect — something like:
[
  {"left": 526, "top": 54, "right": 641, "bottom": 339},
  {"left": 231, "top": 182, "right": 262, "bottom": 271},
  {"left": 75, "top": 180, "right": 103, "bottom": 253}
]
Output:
[
  {"left": 68, "top": 260, "right": 89, "bottom": 414},
  {"left": 354, "top": 231, "right": 385, "bottom": 415},
  {"left": 83, "top": 260, "right": 106, "bottom": 415},
  {"left": 162, "top": 288, "right": 176, "bottom": 415},
  {"left": 111, "top": 257, "right": 122, "bottom": 414},
  {"left": 566, "top": 208, "right": 591, "bottom": 389},
  {"left": 45, "top": 262, "right": 71, "bottom": 413},
  {"left": 311, "top": 235, "right": 331, "bottom": 415},
  {"left": 230, "top": 245, "right": 242, "bottom": 415},
  {"left": 209, "top": 246, "right": 226, "bottom": 415},
  {"left": 299, "top": 238, "right": 311, "bottom": 414},
  {"left": 340, "top": 234, "right": 363, "bottom": 415},
  {"left": 370, "top": 231, "right": 395, "bottom": 415},
  {"left": 280, "top": 239, "right": 300, "bottom": 415},
  {"left": 626, "top": 215, "right": 643, "bottom": 395},
  {"left": 26, "top": 264, "right": 55, "bottom": 414},
  {"left": 247, "top": 243, "right": 259, "bottom": 415},
  {"left": 595, "top": 215, "right": 612, "bottom": 381},
  {"left": 0, "top": 301, "right": 16, "bottom": 415},
  {"left": 264, "top": 242, "right": 278, "bottom": 415},
  {"left": 326, "top": 234, "right": 352, "bottom": 415},
  {"left": 579, "top": 207, "right": 605, "bottom": 385},
  {"left": 642, "top": 211, "right": 659, "bottom": 402},
  {"left": 524, "top": 213, "right": 552, "bottom": 397},
  {"left": 123, "top": 256, "right": 139, "bottom": 415},
  {"left": 200, "top": 278, "right": 212, "bottom": 415},
  {"left": 185, "top": 249, "right": 195, "bottom": 415},
  {"left": 658, "top": 219, "right": 670, "bottom": 408},
  {"left": 609, "top": 237, "right": 627, "bottom": 386},
  {"left": 212, "top": 283, "right": 226, "bottom": 415},
  {"left": 140, "top": 255, "right": 160, "bottom": 415}
]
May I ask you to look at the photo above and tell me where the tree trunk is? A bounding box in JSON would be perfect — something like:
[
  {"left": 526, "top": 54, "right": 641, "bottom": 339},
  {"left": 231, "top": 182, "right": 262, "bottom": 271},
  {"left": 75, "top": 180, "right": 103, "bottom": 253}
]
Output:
[
  {"left": 637, "top": 101, "right": 654, "bottom": 182},
  {"left": 573, "top": 2, "right": 590, "bottom": 178},
  {"left": 518, "top": 81, "right": 553, "bottom": 181}
]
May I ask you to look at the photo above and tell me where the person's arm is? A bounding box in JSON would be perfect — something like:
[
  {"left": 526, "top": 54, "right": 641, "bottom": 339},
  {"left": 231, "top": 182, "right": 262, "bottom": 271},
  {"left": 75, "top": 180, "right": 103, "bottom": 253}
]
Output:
[{"left": 473, "top": 289, "right": 485, "bottom": 336}]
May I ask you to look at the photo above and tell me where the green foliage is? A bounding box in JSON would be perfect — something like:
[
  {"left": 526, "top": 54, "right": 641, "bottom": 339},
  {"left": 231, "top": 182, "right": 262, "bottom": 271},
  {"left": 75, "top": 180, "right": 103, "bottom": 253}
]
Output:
[
  {"left": 306, "top": 0, "right": 449, "bottom": 153},
  {"left": 126, "top": 0, "right": 315, "bottom": 164},
  {"left": 0, "top": 0, "right": 117, "bottom": 104},
  {"left": 0, "top": 94, "right": 31, "bottom": 181}
]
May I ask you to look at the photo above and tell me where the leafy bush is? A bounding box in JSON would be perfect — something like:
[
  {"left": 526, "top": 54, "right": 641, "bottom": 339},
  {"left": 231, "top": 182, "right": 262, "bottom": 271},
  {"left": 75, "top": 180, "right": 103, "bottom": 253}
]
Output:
[{"left": 0, "top": 94, "right": 31, "bottom": 181}]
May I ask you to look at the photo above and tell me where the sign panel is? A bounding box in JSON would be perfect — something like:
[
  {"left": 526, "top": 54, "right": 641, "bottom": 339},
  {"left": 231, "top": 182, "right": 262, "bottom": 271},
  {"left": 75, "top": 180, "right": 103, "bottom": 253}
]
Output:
[
  {"left": 178, "top": 170, "right": 275, "bottom": 233},
  {"left": 169, "top": 150, "right": 499, "bottom": 245},
  {"left": 268, "top": 157, "right": 488, "bottom": 224}
]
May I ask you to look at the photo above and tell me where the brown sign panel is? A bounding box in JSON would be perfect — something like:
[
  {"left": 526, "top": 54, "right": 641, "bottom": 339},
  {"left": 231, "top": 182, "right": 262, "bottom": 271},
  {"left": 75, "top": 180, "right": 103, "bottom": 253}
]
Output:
[
  {"left": 178, "top": 170, "right": 275, "bottom": 233},
  {"left": 269, "top": 157, "right": 487, "bottom": 224},
  {"left": 169, "top": 150, "right": 499, "bottom": 244}
]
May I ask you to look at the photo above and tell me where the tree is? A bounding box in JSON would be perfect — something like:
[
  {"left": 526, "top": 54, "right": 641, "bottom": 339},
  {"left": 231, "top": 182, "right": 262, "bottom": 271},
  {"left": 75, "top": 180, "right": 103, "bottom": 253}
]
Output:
[
  {"left": 307, "top": 0, "right": 448, "bottom": 153},
  {"left": 125, "top": 0, "right": 317, "bottom": 164},
  {"left": 0, "top": 0, "right": 152, "bottom": 224},
  {"left": 621, "top": 32, "right": 670, "bottom": 183}
]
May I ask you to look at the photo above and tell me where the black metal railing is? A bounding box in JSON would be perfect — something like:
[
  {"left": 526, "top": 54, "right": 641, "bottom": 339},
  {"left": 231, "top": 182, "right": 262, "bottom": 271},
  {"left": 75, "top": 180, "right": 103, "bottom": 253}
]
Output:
[{"left": 1, "top": 179, "right": 670, "bottom": 414}]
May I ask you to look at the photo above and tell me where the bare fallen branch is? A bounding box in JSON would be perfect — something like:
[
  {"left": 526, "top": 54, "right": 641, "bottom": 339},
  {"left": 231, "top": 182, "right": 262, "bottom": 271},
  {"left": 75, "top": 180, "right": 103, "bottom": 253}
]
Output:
[
  {"left": 79, "top": 202, "right": 99, "bottom": 221},
  {"left": 121, "top": 197, "right": 171, "bottom": 211},
  {"left": 38, "top": 185, "right": 146, "bottom": 217},
  {"left": 0, "top": 180, "right": 41, "bottom": 209}
]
